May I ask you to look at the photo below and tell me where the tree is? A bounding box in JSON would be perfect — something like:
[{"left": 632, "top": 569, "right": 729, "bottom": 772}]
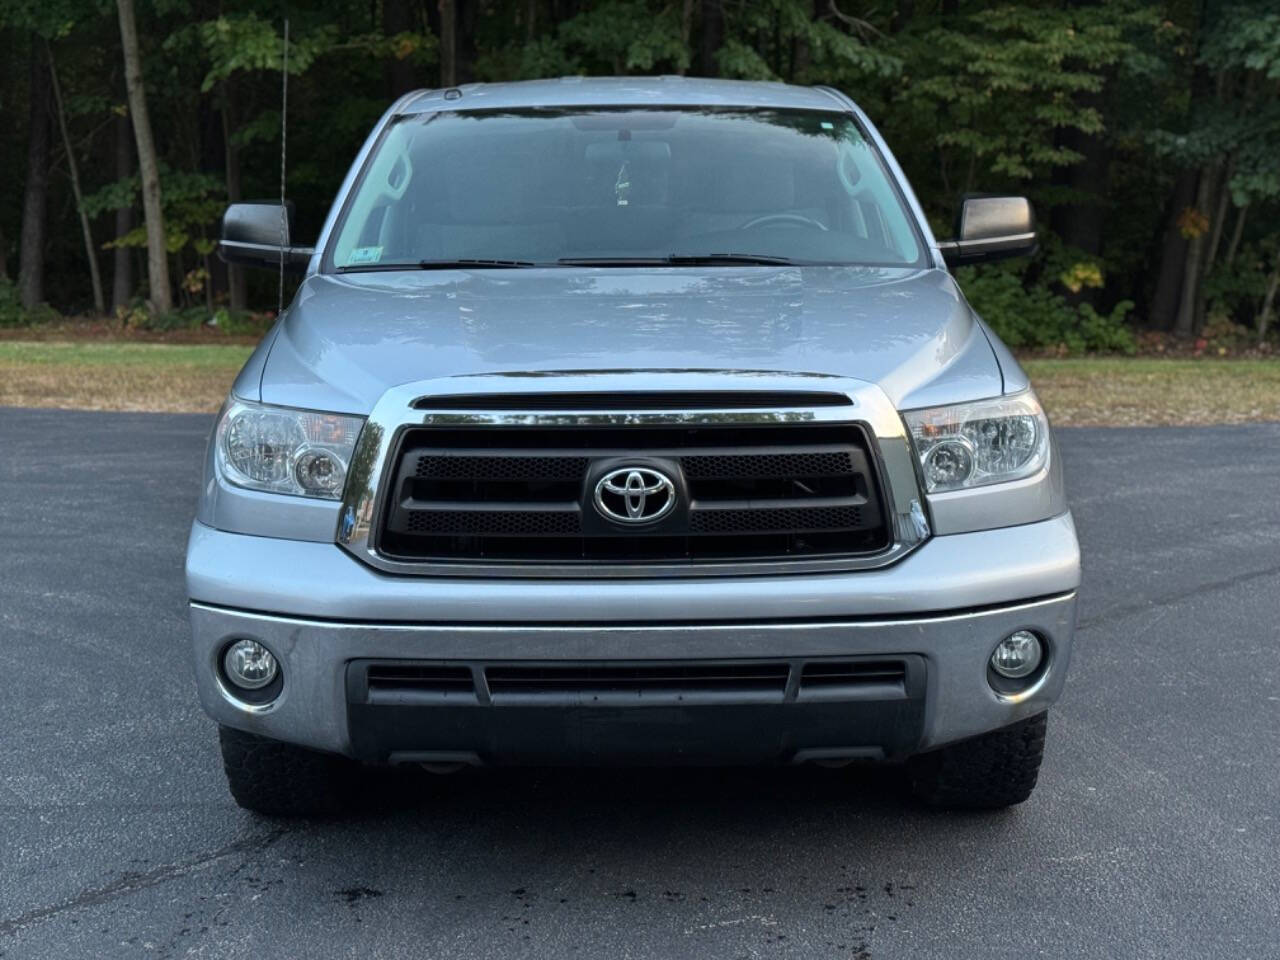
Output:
[
  {"left": 115, "top": 0, "right": 172, "bottom": 313},
  {"left": 111, "top": 108, "right": 134, "bottom": 309},
  {"left": 0, "top": 0, "right": 1273, "bottom": 351},
  {"left": 383, "top": 0, "right": 422, "bottom": 95},
  {"left": 439, "top": 0, "right": 457, "bottom": 84},
  {"left": 699, "top": 0, "right": 723, "bottom": 75},
  {"left": 1151, "top": 1, "right": 1280, "bottom": 335},
  {"left": 18, "top": 37, "right": 51, "bottom": 309},
  {"left": 48, "top": 43, "right": 106, "bottom": 314}
]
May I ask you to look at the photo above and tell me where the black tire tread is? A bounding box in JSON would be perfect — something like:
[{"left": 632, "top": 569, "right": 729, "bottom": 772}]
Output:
[
  {"left": 218, "top": 725, "right": 354, "bottom": 817},
  {"left": 908, "top": 713, "right": 1048, "bottom": 810}
]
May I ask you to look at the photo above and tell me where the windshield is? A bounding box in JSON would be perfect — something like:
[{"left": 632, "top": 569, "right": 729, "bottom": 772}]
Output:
[{"left": 328, "top": 107, "right": 924, "bottom": 270}]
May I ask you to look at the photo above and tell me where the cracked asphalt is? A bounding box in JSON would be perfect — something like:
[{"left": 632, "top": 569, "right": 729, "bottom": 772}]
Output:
[{"left": 2, "top": 408, "right": 1278, "bottom": 959}]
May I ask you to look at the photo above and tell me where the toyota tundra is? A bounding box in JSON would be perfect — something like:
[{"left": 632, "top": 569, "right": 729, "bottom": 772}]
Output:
[{"left": 191, "top": 76, "right": 1080, "bottom": 815}]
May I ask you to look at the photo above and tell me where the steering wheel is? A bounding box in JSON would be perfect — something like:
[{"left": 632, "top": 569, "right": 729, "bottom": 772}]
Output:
[{"left": 738, "top": 212, "right": 829, "bottom": 232}]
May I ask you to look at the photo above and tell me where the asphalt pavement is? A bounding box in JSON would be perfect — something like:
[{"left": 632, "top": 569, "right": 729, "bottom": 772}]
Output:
[{"left": 2, "top": 407, "right": 1278, "bottom": 959}]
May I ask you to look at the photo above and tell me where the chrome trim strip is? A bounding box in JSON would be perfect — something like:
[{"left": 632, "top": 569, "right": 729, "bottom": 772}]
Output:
[
  {"left": 335, "top": 375, "right": 929, "bottom": 578},
  {"left": 190, "top": 592, "right": 1073, "bottom": 633}
]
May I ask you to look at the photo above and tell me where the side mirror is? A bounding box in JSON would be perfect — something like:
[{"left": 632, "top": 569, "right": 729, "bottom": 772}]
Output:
[
  {"left": 219, "top": 202, "right": 314, "bottom": 273},
  {"left": 939, "top": 196, "right": 1036, "bottom": 267}
]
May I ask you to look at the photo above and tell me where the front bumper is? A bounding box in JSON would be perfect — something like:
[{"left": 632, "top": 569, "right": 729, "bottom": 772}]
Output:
[{"left": 186, "top": 513, "right": 1080, "bottom": 761}]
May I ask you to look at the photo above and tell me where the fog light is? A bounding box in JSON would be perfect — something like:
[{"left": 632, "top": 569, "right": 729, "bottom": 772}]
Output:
[
  {"left": 990, "top": 631, "right": 1043, "bottom": 679},
  {"left": 223, "top": 639, "right": 279, "bottom": 690}
]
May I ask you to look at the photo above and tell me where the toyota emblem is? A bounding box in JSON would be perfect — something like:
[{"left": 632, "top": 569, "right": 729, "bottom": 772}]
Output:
[{"left": 593, "top": 467, "right": 677, "bottom": 524}]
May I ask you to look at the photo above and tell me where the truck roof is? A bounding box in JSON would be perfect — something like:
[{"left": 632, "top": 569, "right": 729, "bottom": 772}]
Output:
[{"left": 398, "top": 76, "right": 850, "bottom": 114}]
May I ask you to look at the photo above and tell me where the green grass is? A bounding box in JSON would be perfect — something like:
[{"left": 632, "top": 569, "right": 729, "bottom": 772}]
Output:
[
  {"left": 2, "top": 340, "right": 1279, "bottom": 424},
  {"left": 0, "top": 341, "right": 254, "bottom": 368},
  {"left": 1023, "top": 357, "right": 1280, "bottom": 426},
  {"left": 1023, "top": 357, "right": 1280, "bottom": 377},
  {"left": 0, "top": 341, "right": 254, "bottom": 412}
]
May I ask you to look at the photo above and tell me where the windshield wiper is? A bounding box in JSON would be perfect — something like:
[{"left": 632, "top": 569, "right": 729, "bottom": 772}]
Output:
[
  {"left": 418, "top": 258, "right": 539, "bottom": 269},
  {"left": 557, "top": 257, "right": 672, "bottom": 267},
  {"left": 557, "top": 253, "right": 796, "bottom": 267},
  {"left": 337, "top": 258, "right": 539, "bottom": 273},
  {"left": 666, "top": 253, "right": 795, "bottom": 265}
]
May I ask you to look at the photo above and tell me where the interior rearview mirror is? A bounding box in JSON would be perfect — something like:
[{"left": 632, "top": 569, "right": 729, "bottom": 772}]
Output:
[
  {"left": 219, "top": 202, "right": 314, "bottom": 273},
  {"left": 939, "top": 196, "right": 1036, "bottom": 268}
]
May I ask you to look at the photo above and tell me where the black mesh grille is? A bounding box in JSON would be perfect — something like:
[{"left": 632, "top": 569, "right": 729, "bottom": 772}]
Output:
[
  {"left": 403, "top": 509, "right": 581, "bottom": 536},
  {"left": 690, "top": 505, "right": 863, "bottom": 534},
  {"left": 378, "top": 418, "right": 888, "bottom": 566},
  {"left": 415, "top": 455, "right": 589, "bottom": 481},
  {"left": 682, "top": 452, "right": 854, "bottom": 480}
]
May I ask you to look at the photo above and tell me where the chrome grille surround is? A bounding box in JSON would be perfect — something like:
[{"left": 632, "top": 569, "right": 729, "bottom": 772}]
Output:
[{"left": 335, "top": 373, "right": 930, "bottom": 578}]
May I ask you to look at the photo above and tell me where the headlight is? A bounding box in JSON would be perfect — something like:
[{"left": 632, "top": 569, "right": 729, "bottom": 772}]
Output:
[
  {"left": 215, "top": 399, "right": 364, "bottom": 499},
  {"left": 903, "top": 392, "right": 1049, "bottom": 493}
]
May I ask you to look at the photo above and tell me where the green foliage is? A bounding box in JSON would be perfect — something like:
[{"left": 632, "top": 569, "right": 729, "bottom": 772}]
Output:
[
  {"left": 83, "top": 168, "right": 224, "bottom": 255},
  {"left": 188, "top": 15, "right": 340, "bottom": 92},
  {"left": 1151, "top": 6, "right": 1280, "bottom": 204},
  {"left": 555, "top": 0, "right": 689, "bottom": 74},
  {"left": 715, "top": 0, "right": 901, "bottom": 83},
  {"left": 1204, "top": 239, "right": 1279, "bottom": 324},
  {"left": 957, "top": 262, "right": 1135, "bottom": 354},
  {"left": 2, "top": 0, "right": 1278, "bottom": 347},
  {"left": 109, "top": 297, "right": 274, "bottom": 336},
  {"left": 0, "top": 277, "right": 59, "bottom": 327},
  {"left": 894, "top": 2, "right": 1162, "bottom": 187},
  {"left": 0, "top": 276, "right": 25, "bottom": 327},
  {"left": 1199, "top": 8, "right": 1280, "bottom": 79}
]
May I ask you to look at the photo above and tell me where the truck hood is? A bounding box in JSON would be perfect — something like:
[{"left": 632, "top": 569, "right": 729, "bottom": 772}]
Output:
[{"left": 256, "top": 266, "right": 1003, "bottom": 413}]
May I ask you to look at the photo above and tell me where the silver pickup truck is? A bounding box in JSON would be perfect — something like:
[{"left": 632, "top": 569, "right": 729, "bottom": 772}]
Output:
[{"left": 189, "top": 76, "right": 1079, "bottom": 816}]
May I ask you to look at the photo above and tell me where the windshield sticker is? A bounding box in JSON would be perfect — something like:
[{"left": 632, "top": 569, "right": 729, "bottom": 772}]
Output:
[
  {"left": 615, "top": 161, "right": 631, "bottom": 207},
  {"left": 347, "top": 246, "right": 384, "bottom": 265}
]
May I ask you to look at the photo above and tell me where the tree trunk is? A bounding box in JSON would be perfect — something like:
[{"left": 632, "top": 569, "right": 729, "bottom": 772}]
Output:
[
  {"left": 49, "top": 46, "right": 106, "bottom": 314},
  {"left": 425, "top": 0, "right": 442, "bottom": 59},
  {"left": 791, "top": 0, "right": 819, "bottom": 82},
  {"left": 383, "top": 0, "right": 419, "bottom": 96},
  {"left": 1174, "top": 165, "right": 1215, "bottom": 336},
  {"left": 457, "top": 0, "right": 476, "bottom": 83},
  {"left": 219, "top": 92, "right": 246, "bottom": 311},
  {"left": 1148, "top": 169, "right": 1195, "bottom": 330},
  {"left": 1204, "top": 156, "right": 1233, "bottom": 273},
  {"left": 1225, "top": 204, "right": 1248, "bottom": 266},
  {"left": 699, "top": 0, "right": 723, "bottom": 76},
  {"left": 112, "top": 111, "right": 135, "bottom": 309},
  {"left": 1257, "top": 250, "right": 1280, "bottom": 344},
  {"left": 19, "top": 37, "right": 52, "bottom": 310},
  {"left": 0, "top": 221, "right": 7, "bottom": 282},
  {"left": 679, "top": 0, "right": 694, "bottom": 73},
  {"left": 438, "top": 0, "right": 456, "bottom": 86},
  {"left": 892, "top": 0, "right": 914, "bottom": 32},
  {"left": 1050, "top": 96, "right": 1109, "bottom": 309},
  {"left": 116, "top": 0, "right": 172, "bottom": 314}
]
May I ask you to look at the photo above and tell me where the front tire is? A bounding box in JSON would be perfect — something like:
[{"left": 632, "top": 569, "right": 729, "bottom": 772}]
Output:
[
  {"left": 907, "top": 713, "right": 1048, "bottom": 810},
  {"left": 218, "top": 726, "right": 355, "bottom": 817}
]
